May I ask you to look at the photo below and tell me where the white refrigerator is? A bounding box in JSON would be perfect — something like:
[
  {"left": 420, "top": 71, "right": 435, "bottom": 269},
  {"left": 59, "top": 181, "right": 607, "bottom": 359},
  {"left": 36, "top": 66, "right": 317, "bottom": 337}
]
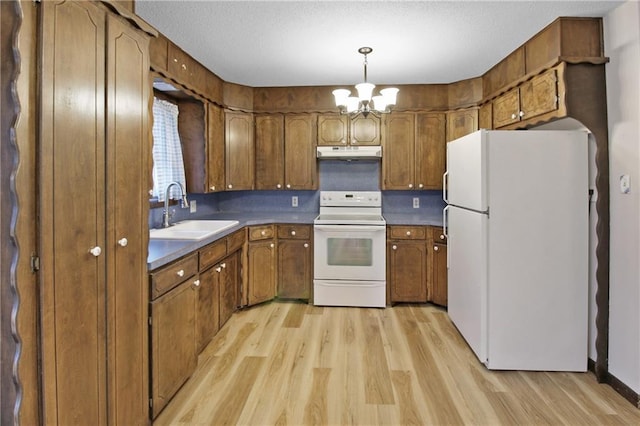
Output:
[{"left": 444, "top": 129, "right": 588, "bottom": 371}]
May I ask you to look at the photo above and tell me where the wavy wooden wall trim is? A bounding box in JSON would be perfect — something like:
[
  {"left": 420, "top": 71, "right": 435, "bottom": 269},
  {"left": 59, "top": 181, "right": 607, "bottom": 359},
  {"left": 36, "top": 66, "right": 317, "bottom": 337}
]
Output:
[{"left": 1, "top": 0, "right": 22, "bottom": 424}]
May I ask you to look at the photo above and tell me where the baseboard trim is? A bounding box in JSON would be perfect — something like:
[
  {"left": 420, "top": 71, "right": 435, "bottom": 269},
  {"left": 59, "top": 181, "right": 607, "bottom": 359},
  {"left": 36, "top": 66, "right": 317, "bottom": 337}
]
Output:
[{"left": 588, "top": 358, "right": 640, "bottom": 408}]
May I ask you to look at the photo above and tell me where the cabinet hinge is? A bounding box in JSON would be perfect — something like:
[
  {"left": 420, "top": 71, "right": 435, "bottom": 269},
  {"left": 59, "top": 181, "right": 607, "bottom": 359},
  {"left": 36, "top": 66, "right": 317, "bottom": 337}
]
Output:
[
  {"left": 149, "top": 398, "right": 153, "bottom": 408},
  {"left": 148, "top": 316, "right": 152, "bottom": 326},
  {"left": 30, "top": 254, "right": 40, "bottom": 273}
]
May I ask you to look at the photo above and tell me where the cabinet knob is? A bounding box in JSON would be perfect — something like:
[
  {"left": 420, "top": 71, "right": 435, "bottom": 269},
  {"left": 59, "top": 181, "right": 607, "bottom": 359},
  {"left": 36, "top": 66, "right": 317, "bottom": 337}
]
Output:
[
  {"left": 392, "top": 245, "right": 398, "bottom": 250},
  {"left": 511, "top": 113, "right": 517, "bottom": 119},
  {"left": 228, "top": 184, "right": 233, "bottom": 189},
  {"left": 291, "top": 230, "right": 296, "bottom": 236},
  {"left": 519, "top": 110, "right": 525, "bottom": 117},
  {"left": 440, "top": 234, "right": 445, "bottom": 240},
  {"left": 270, "top": 243, "right": 275, "bottom": 248},
  {"left": 176, "top": 269, "right": 185, "bottom": 277},
  {"left": 181, "top": 63, "right": 187, "bottom": 70},
  {"left": 148, "top": 189, "right": 154, "bottom": 196},
  {"left": 304, "top": 243, "right": 309, "bottom": 248},
  {"left": 351, "top": 140, "right": 357, "bottom": 145},
  {"left": 418, "top": 184, "right": 424, "bottom": 189},
  {"left": 117, "top": 238, "right": 128, "bottom": 247},
  {"left": 286, "top": 184, "right": 291, "bottom": 189},
  {"left": 210, "top": 185, "right": 216, "bottom": 191},
  {"left": 221, "top": 263, "right": 226, "bottom": 269},
  {"left": 216, "top": 267, "right": 222, "bottom": 273},
  {"left": 193, "top": 279, "right": 200, "bottom": 287},
  {"left": 261, "top": 230, "right": 266, "bottom": 236},
  {"left": 89, "top": 246, "right": 102, "bottom": 257},
  {"left": 173, "top": 58, "right": 178, "bottom": 63},
  {"left": 406, "top": 231, "right": 411, "bottom": 236},
  {"left": 434, "top": 246, "right": 439, "bottom": 251},
  {"left": 342, "top": 140, "right": 347, "bottom": 144},
  {"left": 408, "top": 183, "right": 413, "bottom": 189},
  {"left": 276, "top": 184, "right": 282, "bottom": 189}
]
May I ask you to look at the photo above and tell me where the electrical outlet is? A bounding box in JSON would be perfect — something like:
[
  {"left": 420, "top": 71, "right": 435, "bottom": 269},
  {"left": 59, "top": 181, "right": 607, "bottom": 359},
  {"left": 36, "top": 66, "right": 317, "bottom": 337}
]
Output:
[
  {"left": 413, "top": 197, "right": 420, "bottom": 208},
  {"left": 292, "top": 196, "right": 298, "bottom": 207},
  {"left": 189, "top": 200, "right": 197, "bottom": 213}
]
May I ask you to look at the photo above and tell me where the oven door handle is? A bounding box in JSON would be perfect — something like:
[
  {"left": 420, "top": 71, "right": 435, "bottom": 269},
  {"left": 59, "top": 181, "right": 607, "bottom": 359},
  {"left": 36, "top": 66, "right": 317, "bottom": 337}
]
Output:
[{"left": 314, "top": 224, "right": 385, "bottom": 232}]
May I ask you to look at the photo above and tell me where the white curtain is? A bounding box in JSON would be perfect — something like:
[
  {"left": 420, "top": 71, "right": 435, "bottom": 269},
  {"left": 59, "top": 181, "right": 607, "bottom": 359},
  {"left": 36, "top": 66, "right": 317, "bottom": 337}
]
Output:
[{"left": 152, "top": 98, "right": 187, "bottom": 202}]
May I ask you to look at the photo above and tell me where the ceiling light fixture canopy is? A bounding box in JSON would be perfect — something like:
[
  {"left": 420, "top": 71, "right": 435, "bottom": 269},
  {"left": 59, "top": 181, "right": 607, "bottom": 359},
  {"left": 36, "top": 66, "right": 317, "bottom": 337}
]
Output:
[{"left": 333, "top": 47, "right": 399, "bottom": 118}]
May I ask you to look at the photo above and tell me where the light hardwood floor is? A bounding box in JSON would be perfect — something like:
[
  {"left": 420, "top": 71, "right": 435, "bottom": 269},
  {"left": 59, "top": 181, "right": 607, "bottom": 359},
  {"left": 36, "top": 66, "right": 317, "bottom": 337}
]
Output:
[{"left": 154, "top": 301, "right": 640, "bottom": 425}]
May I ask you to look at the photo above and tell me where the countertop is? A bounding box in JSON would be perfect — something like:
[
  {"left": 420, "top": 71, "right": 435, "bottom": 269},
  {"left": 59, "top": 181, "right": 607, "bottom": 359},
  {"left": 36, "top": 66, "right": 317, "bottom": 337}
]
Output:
[{"left": 148, "top": 209, "right": 444, "bottom": 271}]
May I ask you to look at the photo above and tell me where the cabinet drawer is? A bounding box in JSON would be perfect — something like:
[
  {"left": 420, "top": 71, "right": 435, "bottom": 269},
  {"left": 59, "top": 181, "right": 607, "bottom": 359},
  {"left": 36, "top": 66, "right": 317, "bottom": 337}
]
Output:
[
  {"left": 249, "top": 225, "right": 275, "bottom": 241},
  {"left": 199, "top": 239, "right": 226, "bottom": 270},
  {"left": 150, "top": 254, "right": 198, "bottom": 299},
  {"left": 226, "top": 228, "right": 246, "bottom": 253},
  {"left": 432, "top": 227, "right": 447, "bottom": 244},
  {"left": 388, "top": 226, "right": 427, "bottom": 240},
  {"left": 277, "top": 224, "right": 311, "bottom": 240}
]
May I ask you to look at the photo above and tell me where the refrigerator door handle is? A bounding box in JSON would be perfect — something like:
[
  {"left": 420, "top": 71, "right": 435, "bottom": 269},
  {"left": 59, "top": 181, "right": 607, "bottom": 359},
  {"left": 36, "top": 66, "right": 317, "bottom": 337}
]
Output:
[
  {"left": 443, "top": 205, "right": 450, "bottom": 268},
  {"left": 443, "top": 171, "right": 449, "bottom": 203}
]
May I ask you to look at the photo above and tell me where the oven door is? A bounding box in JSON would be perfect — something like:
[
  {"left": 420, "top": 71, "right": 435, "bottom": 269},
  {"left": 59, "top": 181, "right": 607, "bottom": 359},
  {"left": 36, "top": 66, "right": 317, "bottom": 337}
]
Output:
[{"left": 313, "top": 224, "right": 386, "bottom": 281}]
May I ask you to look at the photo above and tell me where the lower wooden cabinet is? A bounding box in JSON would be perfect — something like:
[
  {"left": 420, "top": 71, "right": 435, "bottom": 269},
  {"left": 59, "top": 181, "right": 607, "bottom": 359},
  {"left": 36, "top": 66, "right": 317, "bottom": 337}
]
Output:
[
  {"left": 247, "top": 225, "right": 277, "bottom": 306},
  {"left": 387, "top": 225, "right": 448, "bottom": 306},
  {"left": 429, "top": 227, "right": 448, "bottom": 307},
  {"left": 277, "top": 225, "right": 312, "bottom": 300},
  {"left": 150, "top": 277, "right": 198, "bottom": 418},
  {"left": 196, "top": 267, "right": 220, "bottom": 353},
  {"left": 387, "top": 226, "right": 428, "bottom": 303},
  {"left": 219, "top": 251, "right": 240, "bottom": 327}
]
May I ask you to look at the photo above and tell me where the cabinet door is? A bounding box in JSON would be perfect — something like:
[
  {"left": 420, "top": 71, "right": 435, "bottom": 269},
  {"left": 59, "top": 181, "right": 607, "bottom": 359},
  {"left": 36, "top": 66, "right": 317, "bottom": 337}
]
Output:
[
  {"left": 278, "top": 239, "right": 312, "bottom": 299},
  {"left": 284, "top": 114, "right": 317, "bottom": 189},
  {"left": 492, "top": 88, "right": 521, "bottom": 128},
  {"left": 207, "top": 103, "right": 225, "bottom": 192},
  {"left": 220, "top": 252, "right": 239, "bottom": 328},
  {"left": 255, "top": 114, "right": 284, "bottom": 189},
  {"left": 350, "top": 115, "right": 380, "bottom": 145},
  {"left": 225, "top": 111, "right": 254, "bottom": 190},
  {"left": 39, "top": 2, "right": 107, "bottom": 423},
  {"left": 519, "top": 68, "right": 559, "bottom": 120},
  {"left": 150, "top": 278, "right": 197, "bottom": 419},
  {"left": 317, "top": 113, "right": 348, "bottom": 146},
  {"left": 431, "top": 243, "right": 448, "bottom": 306},
  {"left": 388, "top": 241, "right": 428, "bottom": 302},
  {"left": 382, "top": 113, "right": 415, "bottom": 190},
  {"left": 479, "top": 102, "right": 493, "bottom": 130},
  {"left": 446, "top": 108, "right": 479, "bottom": 142},
  {"left": 415, "top": 113, "right": 446, "bottom": 190},
  {"left": 248, "top": 240, "right": 277, "bottom": 305},
  {"left": 196, "top": 267, "right": 219, "bottom": 353},
  {"left": 106, "top": 13, "right": 150, "bottom": 425}
]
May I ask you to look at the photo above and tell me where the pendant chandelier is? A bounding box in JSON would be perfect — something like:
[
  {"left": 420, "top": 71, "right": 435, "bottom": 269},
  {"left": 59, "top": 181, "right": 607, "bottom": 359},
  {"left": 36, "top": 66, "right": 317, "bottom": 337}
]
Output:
[{"left": 332, "top": 47, "right": 399, "bottom": 118}]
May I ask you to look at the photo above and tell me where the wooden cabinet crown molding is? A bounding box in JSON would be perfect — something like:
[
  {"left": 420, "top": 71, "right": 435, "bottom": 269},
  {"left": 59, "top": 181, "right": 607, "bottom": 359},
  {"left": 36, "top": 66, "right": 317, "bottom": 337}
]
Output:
[{"left": 147, "top": 17, "right": 605, "bottom": 113}]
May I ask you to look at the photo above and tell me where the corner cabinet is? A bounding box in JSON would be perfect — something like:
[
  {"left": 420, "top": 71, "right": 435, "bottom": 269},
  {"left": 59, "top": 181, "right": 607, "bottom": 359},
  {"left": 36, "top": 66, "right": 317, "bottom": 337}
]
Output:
[
  {"left": 38, "top": 2, "right": 152, "bottom": 424},
  {"left": 446, "top": 107, "right": 479, "bottom": 142}
]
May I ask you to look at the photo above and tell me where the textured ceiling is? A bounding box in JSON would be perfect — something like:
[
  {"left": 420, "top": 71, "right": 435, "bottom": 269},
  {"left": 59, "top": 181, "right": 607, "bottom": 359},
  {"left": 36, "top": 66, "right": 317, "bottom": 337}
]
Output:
[{"left": 136, "top": 1, "right": 621, "bottom": 87}]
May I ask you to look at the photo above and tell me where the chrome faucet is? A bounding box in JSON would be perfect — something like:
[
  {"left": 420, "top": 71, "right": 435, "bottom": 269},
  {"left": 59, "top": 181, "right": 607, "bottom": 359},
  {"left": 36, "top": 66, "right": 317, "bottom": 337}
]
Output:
[{"left": 162, "top": 181, "right": 189, "bottom": 228}]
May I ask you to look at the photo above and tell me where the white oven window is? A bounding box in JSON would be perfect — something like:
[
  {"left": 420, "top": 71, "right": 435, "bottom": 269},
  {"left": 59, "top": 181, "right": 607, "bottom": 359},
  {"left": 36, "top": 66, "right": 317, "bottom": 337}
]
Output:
[{"left": 327, "top": 237, "right": 372, "bottom": 266}]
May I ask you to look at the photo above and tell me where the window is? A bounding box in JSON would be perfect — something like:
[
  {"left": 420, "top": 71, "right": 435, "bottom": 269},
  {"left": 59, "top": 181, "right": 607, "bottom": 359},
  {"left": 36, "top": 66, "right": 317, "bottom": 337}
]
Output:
[{"left": 151, "top": 97, "right": 187, "bottom": 202}]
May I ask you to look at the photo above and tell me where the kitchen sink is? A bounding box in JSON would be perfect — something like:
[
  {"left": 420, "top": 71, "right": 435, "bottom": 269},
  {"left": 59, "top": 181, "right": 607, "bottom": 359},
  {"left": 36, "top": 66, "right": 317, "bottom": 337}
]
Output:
[{"left": 149, "top": 220, "right": 239, "bottom": 240}]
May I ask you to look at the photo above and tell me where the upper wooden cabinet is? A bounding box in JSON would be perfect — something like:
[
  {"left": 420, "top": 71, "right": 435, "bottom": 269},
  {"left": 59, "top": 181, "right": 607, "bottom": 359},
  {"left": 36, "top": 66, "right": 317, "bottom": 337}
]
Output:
[
  {"left": 479, "top": 102, "right": 493, "bottom": 130},
  {"left": 225, "top": 111, "right": 255, "bottom": 190},
  {"left": 255, "top": 113, "right": 317, "bottom": 190},
  {"left": 207, "top": 103, "right": 225, "bottom": 192},
  {"left": 446, "top": 107, "right": 479, "bottom": 142},
  {"left": 493, "top": 67, "right": 561, "bottom": 129},
  {"left": 382, "top": 112, "right": 445, "bottom": 190},
  {"left": 317, "top": 113, "right": 380, "bottom": 146}
]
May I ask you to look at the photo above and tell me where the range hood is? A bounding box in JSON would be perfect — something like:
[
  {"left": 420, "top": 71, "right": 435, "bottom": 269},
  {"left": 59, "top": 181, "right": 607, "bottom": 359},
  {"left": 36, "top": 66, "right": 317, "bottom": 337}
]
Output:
[{"left": 316, "top": 145, "right": 382, "bottom": 160}]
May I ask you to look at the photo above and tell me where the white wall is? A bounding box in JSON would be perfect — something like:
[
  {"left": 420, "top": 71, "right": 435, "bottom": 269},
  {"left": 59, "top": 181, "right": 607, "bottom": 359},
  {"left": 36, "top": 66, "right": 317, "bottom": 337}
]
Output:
[{"left": 604, "top": 0, "right": 640, "bottom": 394}]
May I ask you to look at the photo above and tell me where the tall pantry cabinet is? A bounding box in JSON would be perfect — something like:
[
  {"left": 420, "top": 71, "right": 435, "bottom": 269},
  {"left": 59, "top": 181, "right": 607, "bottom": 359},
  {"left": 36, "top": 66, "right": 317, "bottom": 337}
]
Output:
[{"left": 38, "top": 1, "right": 154, "bottom": 424}]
